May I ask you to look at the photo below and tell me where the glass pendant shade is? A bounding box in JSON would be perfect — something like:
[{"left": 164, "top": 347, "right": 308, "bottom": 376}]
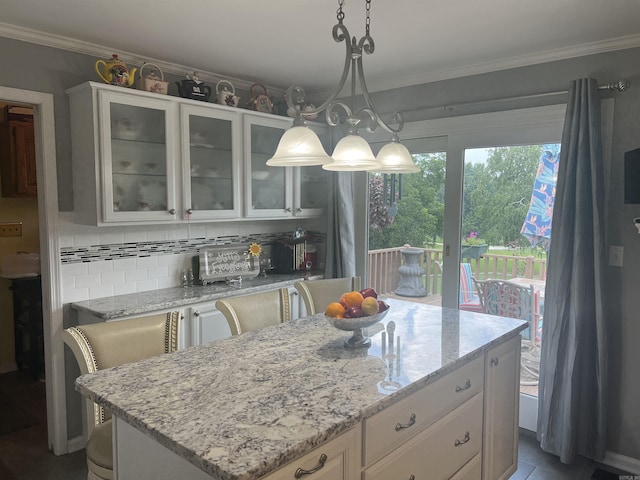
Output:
[
  {"left": 323, "top": 134, "right": 381, "bottom": 171},
  {"left": 373, "top": 141, "right": 421, "bottom": 173},
  {"left": 266, "top": 126, "right": 332, "bottom": 166}
]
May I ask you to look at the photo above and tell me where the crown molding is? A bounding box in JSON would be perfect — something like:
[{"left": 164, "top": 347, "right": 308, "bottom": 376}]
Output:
[
  {"left": 0, "top": 22, "right": 287, "bottom": 97},
  {"left": 309, "top": 32, "right": 640, "bottom": 101},
  {"left": 3, "top": 20, "right": 639, "bottom": 101}
]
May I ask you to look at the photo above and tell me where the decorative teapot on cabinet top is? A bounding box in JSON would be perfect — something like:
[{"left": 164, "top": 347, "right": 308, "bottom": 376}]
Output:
[
  {"left": 216, "top": 80, "right": 240, "bottom": 107},
  {"left": 95, "top": 54, "right": 137, "bottom": 87},
  {"left": 175, "top": 72, "right": 211, "bottom": 101}
]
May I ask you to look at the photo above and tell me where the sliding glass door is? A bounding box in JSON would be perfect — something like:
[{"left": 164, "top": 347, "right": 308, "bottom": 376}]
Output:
[{"left": 359, "top": 104, "right": 566, "bottom": 432}]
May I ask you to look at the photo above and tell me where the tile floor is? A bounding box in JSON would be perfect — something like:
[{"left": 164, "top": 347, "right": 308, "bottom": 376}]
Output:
[{"left": 0, "top": 370, "right": 632, "bottom": 480}]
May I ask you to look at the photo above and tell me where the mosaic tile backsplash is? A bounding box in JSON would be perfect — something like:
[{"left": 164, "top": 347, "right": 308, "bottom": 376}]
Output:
[
  {"left": 59, "top": 231, "right": 325, "bottom": 304},
  {"left": 60, "top": 232, "right": 290, "bottom": 264}
]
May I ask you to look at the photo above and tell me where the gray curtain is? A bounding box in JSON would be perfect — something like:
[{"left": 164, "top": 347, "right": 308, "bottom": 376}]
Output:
[
  {"left": 325, "top": 172, "right": 357, "bottom": 279},
  {"left": 537, "top": 78, "right": 608, "bottom": 462}
]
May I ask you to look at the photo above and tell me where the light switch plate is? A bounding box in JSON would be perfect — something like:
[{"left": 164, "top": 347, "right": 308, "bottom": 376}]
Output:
[
  {"left": 0, "top": 222, "right": 22, "bottom": 237},
  {"left": 608, "top": 245, "right": 624, "bottom": 267}
]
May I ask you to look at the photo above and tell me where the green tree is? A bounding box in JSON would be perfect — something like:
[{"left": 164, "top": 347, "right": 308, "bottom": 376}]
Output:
[
  {"left": 463, "top": 146, "right": 540, "bottom": 246},
  {"left": 369, "top": 153, "right": 445, "bottom": 250}
]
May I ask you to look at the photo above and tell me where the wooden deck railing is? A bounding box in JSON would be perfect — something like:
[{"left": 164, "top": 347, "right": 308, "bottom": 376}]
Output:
[{"left": 368, "top": 245, "right": 546, "bottom": 295}]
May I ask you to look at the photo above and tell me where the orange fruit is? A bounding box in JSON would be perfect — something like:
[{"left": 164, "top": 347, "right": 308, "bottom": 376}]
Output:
[
  {"left": 340, "top": 291, "right": 364, "bottom": 309},
  {"left": 325, "top": 302, "right": 346, "bottom": 318}
]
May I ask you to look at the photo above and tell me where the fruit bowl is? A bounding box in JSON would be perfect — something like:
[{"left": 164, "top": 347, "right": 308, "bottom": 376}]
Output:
[{"left": 326, "top": 308, "right": 389, "bottom": 349}]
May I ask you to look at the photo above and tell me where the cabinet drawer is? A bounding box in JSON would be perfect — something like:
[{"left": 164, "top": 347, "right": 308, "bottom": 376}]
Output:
[
  {"left": 363, "top": 393, "right": 483, "bottom": 480},
  {"left": 450, "top": 453, "right": 481, "bottom": 480},
  {"left": 363, "top": 355, "right": 483, "bottom": 465},
  {"left": 263, "top": 425, "right": 360, "bottom": 480}
]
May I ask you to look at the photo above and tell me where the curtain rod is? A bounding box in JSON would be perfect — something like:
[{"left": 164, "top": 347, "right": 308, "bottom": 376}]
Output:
[{"left": 402, "top": 79, "right": 631, "bottom": 114}]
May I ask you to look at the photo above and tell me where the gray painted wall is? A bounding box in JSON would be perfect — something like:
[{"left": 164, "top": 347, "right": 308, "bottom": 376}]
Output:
[{"left": 1, "top": 34, "right": 638, "bottom": 462}]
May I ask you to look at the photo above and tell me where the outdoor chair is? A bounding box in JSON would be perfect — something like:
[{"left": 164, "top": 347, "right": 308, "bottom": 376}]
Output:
[
  {"left": 459, "top": 263, "right": 483, "bottom": 312},
  {"left": 433, "top": 261, "right": 482, "bottom": 312},
  {"left": 473, "top": 278, "right": 539, "bottom": 385}
]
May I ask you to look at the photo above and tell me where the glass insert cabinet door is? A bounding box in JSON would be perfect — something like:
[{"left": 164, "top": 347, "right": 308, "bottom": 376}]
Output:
[
  {"left": 181, "top": 105, "right": 241, "bottom": 220},
  {"left": 294, "top": 124, "right": 330, "bottom": 216},
  {"left": 244, "top": 116, "right": 293, "bottom": 218},
  {"left": 99, "top": 90, "right": 178, "bottom": 223}
]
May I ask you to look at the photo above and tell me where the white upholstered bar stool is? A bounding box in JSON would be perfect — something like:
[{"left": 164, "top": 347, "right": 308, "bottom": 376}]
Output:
[
  {"left": 215, "top": 287, "right": 291, "bottom": 336},
  {"left": 294, "top": 277, "right": 361, "bottom": 315},
  {"left": 62, "top": 311, "right": 180, "bottom": 480}
]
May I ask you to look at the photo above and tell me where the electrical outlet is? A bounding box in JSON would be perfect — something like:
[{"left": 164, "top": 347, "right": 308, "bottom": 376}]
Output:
[{"left": 0, "top": 222, "right": 22, "bottom": 237}]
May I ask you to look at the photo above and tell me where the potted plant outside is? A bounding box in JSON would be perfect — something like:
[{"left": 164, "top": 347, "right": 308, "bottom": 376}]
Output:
[{"left": 461, "top": 231, "right": 488, "bottom": 259}]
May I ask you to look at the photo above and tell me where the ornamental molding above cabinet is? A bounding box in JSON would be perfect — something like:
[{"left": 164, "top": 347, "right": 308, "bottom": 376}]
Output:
[{"left": 66, "top": 82, "right": 330, "bottom": 226}]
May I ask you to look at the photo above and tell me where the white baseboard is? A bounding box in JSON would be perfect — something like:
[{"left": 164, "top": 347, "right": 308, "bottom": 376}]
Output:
[
  {"left": 519, "top": 393, "right": 538, "bottom": 432},
  {"left": 67, "top": 435, "right": 85, "bottom": 454},
  {"left": 604, "top": 451, "right": 640, "bottom": 475},
  {"left": 0, "top": 363, "right": 18, "bottom": 374}
]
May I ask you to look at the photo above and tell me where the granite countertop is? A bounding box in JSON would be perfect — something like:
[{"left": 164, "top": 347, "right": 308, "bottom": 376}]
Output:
[
  {"left": 70, "top": 271, "right": 323, "bottom": 319},
  {"left": 75, "top": 298, "right": 527, "bottom": 480}
]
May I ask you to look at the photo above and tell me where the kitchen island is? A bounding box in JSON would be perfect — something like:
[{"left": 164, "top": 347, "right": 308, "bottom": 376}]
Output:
[{"left": 75, "top": 298, "right": 527, "bottom": 480}]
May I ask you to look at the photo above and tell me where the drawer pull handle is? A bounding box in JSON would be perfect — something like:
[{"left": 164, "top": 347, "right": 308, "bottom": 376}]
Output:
[
  {"left": 395, "top": 413, "right": 416, "bottom": 431},
  {"left": 455, "top": 379, "right": 471, "bottom": 392},
  {"left": 491, "top": 357, "right": 499, "bottom": 366},
  {"left": 454, "top": 431, "right": 471, "bottom": 446},
  {"left": 409, "top": 476, "right": 416, "bottom": 480},
  {"left": 294, "top": 453, "right": 327, "bottom": 478}
]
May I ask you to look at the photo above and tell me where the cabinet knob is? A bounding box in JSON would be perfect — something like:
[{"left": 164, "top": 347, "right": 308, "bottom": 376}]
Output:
[
  {"left": 168, "top": 208, "right": 176, "bottom": 215},
  {"left": 186, "top": 208, "right": 194, "bottom": 215},
  {"left": 491, "top": 357, "right": 499, "bottom": 367},
  {"left": 194, "top": 311, "right": 200, "bottom": 317},
  {"left": 285, "top": 207, "right": 292, "bottom": 212},
  {"left": 297, "top": 207, "right": 303, "bottom": 213}
]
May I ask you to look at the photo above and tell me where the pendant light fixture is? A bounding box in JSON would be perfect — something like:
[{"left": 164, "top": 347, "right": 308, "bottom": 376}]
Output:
[{"left": 266, "top": 0, "right": 420, "bottom": 174}]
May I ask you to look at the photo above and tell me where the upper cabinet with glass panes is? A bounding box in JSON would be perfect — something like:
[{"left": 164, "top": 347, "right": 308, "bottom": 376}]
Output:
[
  {"left": 244, "top": 115, "right": 330, "bottom": 219},
  {"left": 66, "top": 82, "right": 329, "bottom": 226}
]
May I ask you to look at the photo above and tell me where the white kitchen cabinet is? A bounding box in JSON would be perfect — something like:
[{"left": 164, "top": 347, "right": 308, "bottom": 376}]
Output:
[
  {"left": 262, "top": 425, "right": 360, "bottom": 480},
  {"left": 69, "top": 83, "right": 180, "bottom": 225},
  {"left": 187, "top": 302, "right": 232, "bottom": 347},
  {"left": 67, "top": 82, "right": 328, "bottom": 225},
  {"left": 288, "top": 286, "right": 300, "bottom": 321},
  {"left": 483, "top": 335, "right": 521, "bottom": 480},
  {"left": 362, "top": 393, "right": 483, "bottom": 480},
  {"left": 115, "top": 420, "right": 360, "bottom": 480},
  {"left": 179, "top": 104, "right": 242, "bottom": 220},
  {"left": 244, "top": 115, "right": 330, "bottom": 219}
]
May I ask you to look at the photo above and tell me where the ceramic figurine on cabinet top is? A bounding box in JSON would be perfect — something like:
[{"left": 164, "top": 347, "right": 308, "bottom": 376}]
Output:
[
  {"left": 246, "top": 83, "right": 273, "bottom": 113},
  {"left": 175, "top": 72, "right": 212, "bottom": 101},
  {"left": 95, "top": 54, "right": 137, "bottom": 88}
]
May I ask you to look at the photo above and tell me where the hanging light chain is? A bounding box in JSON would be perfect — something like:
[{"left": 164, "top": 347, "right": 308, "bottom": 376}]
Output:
[
  {"left": 365, "top": 0, "right": 371, "bottom": 36},
  {"left": 337, "top": 0, "right": 345, "bottom": 23}
]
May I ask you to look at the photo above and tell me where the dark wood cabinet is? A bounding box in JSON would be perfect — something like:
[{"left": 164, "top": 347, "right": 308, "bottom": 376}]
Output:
[{"left": 0, "top": 117, "right": 37, "bottom": 198}]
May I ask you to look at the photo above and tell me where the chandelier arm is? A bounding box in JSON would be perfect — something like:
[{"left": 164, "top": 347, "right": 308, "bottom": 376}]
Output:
[
  {"left": 355, "top": 108, "right": 378, "bottom": 133},
  {"left": 325, "top": 102, "right": 353, "bottom": 127},
  {"left": 358, "top": 34, "right": 375, "bottom": 55},
  {"left": 355, "top": 53, "right": 405, "bottom": 134},
  {"left": 282, "top": 23, "right": 355, "bottom": 119}
]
